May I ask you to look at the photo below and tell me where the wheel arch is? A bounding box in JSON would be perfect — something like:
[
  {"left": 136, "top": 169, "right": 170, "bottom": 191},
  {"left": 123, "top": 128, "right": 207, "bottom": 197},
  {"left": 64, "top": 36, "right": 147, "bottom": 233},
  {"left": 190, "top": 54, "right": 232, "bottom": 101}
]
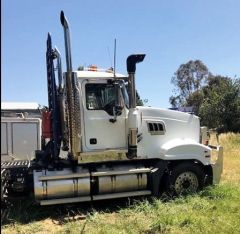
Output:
[
  {"left": 159, "top": 159, "right": 213, "bottom": 191},
  {"left": 160, "top": 139, "right": 212, "bottom": 165}
]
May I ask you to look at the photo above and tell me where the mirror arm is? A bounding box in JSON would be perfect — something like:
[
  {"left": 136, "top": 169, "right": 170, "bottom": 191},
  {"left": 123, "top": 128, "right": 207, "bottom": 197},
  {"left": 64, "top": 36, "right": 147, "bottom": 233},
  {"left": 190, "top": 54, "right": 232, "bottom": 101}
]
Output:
[{"left": 109, "top": 107, "right": 117, "bottom": 123}]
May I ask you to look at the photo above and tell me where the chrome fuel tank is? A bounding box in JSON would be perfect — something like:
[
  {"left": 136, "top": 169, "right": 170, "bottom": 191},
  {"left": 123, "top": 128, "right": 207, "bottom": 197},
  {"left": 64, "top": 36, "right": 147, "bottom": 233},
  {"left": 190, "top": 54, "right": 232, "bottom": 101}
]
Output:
[
  {"left": 94, "top": 166, "right": 148, "bottom": 194},
  {"left": 34, "top": 167, "right": 90, "bottom": 200},
  {"left": 34, "top": 164, "right": 151, "bottom": 205}
]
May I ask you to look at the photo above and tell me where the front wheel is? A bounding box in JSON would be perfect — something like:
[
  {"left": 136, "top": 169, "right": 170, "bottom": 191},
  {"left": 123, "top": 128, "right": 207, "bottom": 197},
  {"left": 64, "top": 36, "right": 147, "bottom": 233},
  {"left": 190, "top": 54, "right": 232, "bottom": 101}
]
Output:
[{"left": 166, "top": 163, "right": 205, "bottom": 196}]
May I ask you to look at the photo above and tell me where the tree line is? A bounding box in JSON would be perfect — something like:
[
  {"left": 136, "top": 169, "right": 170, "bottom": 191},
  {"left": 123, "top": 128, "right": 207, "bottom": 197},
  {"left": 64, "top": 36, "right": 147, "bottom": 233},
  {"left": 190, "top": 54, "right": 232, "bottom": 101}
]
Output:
[{"left": 169, "top": 60, "right": 240, "bottom": 133}]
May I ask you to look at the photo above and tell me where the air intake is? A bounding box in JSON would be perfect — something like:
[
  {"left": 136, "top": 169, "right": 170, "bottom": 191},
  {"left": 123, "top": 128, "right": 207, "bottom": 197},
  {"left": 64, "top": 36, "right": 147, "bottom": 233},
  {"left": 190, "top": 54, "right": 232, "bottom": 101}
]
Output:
[{"left": 147, "top": 122, "right": 166, "bottom": 135}]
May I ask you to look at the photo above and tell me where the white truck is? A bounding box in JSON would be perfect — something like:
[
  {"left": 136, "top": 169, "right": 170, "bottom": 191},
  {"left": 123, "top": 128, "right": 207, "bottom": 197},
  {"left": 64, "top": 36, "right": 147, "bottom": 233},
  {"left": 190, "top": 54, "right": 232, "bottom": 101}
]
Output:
[{"left": 1, "top": 12, "right": 223, "bottom": 206}]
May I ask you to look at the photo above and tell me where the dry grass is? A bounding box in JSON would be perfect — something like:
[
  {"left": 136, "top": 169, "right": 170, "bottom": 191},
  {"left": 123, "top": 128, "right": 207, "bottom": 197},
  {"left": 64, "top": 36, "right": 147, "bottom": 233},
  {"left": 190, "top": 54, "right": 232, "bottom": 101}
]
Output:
[
  {"left": 2, "top": 133, "right": 240, "bottom": 234},
  {"left": 210, "top": 132, "right": 240, "bottom": 184}
]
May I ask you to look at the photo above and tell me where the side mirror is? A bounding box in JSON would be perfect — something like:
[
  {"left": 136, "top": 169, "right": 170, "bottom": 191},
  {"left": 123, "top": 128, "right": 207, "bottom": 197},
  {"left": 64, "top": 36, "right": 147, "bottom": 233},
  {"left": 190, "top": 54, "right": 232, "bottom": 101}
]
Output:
[
  {"left": 109, "top": 105, "right": 123, "bottom": 123},
  {"left": 114, "top": 105, "right": 123, "bottom": 116}
]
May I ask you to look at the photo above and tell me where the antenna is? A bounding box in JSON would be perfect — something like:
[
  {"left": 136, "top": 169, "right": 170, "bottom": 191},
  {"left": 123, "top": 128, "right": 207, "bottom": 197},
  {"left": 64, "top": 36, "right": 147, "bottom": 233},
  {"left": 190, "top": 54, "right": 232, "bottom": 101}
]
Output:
[{"left": 113, "top": 38, "right": 116, "bottom": 77}]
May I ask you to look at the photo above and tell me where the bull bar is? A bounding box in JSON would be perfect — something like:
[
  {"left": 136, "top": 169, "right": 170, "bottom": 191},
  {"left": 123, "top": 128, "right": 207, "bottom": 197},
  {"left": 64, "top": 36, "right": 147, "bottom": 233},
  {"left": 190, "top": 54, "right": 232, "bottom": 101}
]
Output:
[{"left": 209, "top": 145, "right": 224, "bottom": 184}]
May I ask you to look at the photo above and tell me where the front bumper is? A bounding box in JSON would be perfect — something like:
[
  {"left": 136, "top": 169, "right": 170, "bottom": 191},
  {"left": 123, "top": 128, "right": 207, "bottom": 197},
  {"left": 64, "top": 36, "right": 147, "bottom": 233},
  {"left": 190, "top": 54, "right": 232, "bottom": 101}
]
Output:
[{"left": 209, "top": 145, "right": 224, "bottom": 184}]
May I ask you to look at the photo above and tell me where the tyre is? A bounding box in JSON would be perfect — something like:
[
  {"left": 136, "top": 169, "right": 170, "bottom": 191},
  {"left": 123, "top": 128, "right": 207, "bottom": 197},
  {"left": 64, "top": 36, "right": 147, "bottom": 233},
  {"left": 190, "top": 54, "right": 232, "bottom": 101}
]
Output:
[{"left": 167, "top": 162, "right": 205, "bottom": 196}]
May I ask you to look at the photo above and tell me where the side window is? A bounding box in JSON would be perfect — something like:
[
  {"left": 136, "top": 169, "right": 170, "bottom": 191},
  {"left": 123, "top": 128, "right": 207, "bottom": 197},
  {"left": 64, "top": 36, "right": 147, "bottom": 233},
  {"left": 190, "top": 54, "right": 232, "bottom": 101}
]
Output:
[{"left": 86, "top": 84, "right": 116, "bottom": 115}]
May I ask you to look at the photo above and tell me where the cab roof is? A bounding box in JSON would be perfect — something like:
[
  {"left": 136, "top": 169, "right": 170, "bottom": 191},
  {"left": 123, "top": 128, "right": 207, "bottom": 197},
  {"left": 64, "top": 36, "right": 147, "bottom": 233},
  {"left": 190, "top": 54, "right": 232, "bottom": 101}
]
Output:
[
  {"left": 75, "top": 70, "right": 127, "bottom": 79},
  {"left": 1, "top": 102, "right": 41, "bottom": 110}
]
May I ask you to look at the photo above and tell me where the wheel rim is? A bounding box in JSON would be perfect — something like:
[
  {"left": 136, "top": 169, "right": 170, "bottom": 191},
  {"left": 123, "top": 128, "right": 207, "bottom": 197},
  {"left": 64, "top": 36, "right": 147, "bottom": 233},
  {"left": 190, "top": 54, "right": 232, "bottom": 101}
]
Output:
[{"left": 174, "top": 171, "right": 199, "bottom": 195}]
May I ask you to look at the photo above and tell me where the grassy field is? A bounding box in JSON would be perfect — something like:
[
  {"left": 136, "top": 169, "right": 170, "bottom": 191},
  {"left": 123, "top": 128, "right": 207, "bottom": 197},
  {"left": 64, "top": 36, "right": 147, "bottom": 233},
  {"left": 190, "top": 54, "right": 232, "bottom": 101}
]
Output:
[{"left": 2, "top": 133, "right": 240, "bottom": 234}]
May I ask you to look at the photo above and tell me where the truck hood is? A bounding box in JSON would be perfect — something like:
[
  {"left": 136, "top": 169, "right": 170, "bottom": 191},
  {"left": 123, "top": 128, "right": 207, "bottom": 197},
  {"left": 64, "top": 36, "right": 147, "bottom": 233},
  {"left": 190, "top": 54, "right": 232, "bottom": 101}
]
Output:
[
  {"left": 137, "top": 106, "right": 198, "bottom": 122},
  {"left": 136, "top": 106, "right": 200, "bottom": 144}
]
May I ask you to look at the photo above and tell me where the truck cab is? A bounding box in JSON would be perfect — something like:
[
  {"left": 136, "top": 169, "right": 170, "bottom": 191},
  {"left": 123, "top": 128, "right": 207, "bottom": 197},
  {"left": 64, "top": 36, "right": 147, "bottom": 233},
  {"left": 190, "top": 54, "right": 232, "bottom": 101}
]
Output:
[{"left": 73, "top": 69, "right": 212, "bottom": 169}]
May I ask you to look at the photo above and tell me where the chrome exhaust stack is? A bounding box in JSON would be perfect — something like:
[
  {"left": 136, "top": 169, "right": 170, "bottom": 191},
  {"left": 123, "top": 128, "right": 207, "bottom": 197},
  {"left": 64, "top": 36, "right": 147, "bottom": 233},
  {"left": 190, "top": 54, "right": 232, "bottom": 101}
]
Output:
[
  {"left": 60, "top": 11, "right": 81, "bottom": 160},
  {"left": 54, "top": 47, "right": 63, "bottom": 89},
  {"left": 126, "top": 54, "right": 145, "bottom": 159},
  {"left": 53, "top": 47, "right": 69, "bottom": 151},
  {"left": 60, "top": 11, "right": 73, "bottom": 72}
]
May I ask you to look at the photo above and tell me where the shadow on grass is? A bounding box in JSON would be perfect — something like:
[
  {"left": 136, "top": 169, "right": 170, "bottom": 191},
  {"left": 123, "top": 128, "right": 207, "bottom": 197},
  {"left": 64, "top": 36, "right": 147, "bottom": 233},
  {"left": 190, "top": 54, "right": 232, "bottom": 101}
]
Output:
[
  {"left": 1, "top": 194, "right": 153, "bottom": 226},
  {"left": 3, "top": 184, "right": 235, "bottom": 227}
]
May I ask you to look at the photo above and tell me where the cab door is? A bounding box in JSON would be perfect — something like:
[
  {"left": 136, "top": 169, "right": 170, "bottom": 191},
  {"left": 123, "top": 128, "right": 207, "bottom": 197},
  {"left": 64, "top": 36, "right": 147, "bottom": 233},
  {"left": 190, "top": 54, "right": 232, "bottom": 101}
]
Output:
[{"left": 82, "top": 80, "right": 127, "bottom": 151}]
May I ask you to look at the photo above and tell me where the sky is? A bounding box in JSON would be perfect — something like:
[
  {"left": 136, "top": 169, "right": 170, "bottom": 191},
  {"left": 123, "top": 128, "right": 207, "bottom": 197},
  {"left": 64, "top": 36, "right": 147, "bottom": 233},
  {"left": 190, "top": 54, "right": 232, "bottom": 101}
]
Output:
[{"left": 2, "top": 0, "right": 240, "bottom": 108}]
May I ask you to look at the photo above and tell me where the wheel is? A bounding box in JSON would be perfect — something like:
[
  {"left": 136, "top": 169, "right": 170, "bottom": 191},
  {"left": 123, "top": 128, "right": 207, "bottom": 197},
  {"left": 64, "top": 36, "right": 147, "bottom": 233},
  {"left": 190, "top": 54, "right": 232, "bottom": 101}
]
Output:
[{"left": 167, "top": 163, "right": 205, "bottom": 196}]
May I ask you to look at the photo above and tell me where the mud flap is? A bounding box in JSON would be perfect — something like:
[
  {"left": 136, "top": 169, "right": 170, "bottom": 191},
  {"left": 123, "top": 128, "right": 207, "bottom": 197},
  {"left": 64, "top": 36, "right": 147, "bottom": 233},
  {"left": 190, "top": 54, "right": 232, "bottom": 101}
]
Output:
[{"left": 150, "top": 161, "right": 168, "bottom": 196}]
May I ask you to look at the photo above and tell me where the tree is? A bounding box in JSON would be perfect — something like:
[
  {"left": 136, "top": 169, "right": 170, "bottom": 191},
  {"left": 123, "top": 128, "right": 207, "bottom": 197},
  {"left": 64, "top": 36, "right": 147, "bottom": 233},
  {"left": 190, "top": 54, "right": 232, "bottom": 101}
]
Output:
[
  {"left": 136, "top": 90, "right": 148, "bottom": 106},
  {"left": 185, "top": 90, "right": 205, "bottom": 115},
  {"left": 170, "top": 59, "right": 240, "bottom": 133},
  {"left": 170, "top": 60, "right": 210, "bottom": 113},
  {"left": 199, "top": 76, "right": 240, "bottom": 133},
  {"left": 125, "top": 83, "right": 147, "bottom": 106}
]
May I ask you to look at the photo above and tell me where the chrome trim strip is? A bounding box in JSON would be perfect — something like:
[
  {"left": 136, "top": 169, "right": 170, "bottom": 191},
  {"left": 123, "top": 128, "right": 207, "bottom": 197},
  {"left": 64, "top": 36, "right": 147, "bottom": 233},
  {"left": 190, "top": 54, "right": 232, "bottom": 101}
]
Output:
[
  {"left": 38, "top": 172, "right": 90, "bottom": 181},
  {"left": 92, "top": 168, "right": 151, "bottom": 177},
  {"left": 40, "top": 196, "right": 91, "bottom": 205},
  {"left": 80, "top": 149, "right": 127, "bottom": 156},
  {"left": 92, "top": 190, "right": 151, "bottom": 200}
]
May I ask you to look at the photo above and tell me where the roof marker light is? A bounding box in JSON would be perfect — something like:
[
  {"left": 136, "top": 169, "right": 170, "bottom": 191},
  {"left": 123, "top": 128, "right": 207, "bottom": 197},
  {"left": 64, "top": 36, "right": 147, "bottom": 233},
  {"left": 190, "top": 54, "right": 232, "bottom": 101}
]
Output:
[{"left": 88, "top": 65, "right": 97, "bottom": 71}]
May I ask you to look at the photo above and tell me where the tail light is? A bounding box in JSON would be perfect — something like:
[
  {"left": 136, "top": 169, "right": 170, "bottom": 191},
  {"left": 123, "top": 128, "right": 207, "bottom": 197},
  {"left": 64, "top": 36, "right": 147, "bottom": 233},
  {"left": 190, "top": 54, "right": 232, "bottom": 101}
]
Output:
[{"left": 42, "top": 110, "right": 52, "bottom": 139}]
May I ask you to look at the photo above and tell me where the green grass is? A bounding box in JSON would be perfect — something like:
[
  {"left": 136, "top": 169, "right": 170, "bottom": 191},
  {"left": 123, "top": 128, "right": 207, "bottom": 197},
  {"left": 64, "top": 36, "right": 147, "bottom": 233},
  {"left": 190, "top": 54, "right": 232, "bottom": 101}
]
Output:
[{"left": 2, "top": 133, "right": 240, "bottom": 234}]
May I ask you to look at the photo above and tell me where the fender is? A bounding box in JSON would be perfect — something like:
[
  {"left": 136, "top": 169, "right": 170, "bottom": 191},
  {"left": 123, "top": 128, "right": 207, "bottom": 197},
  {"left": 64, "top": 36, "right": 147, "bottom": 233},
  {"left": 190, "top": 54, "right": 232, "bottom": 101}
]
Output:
[{"left": 160, "top": 138, "right": 211, "bottom": 165}]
